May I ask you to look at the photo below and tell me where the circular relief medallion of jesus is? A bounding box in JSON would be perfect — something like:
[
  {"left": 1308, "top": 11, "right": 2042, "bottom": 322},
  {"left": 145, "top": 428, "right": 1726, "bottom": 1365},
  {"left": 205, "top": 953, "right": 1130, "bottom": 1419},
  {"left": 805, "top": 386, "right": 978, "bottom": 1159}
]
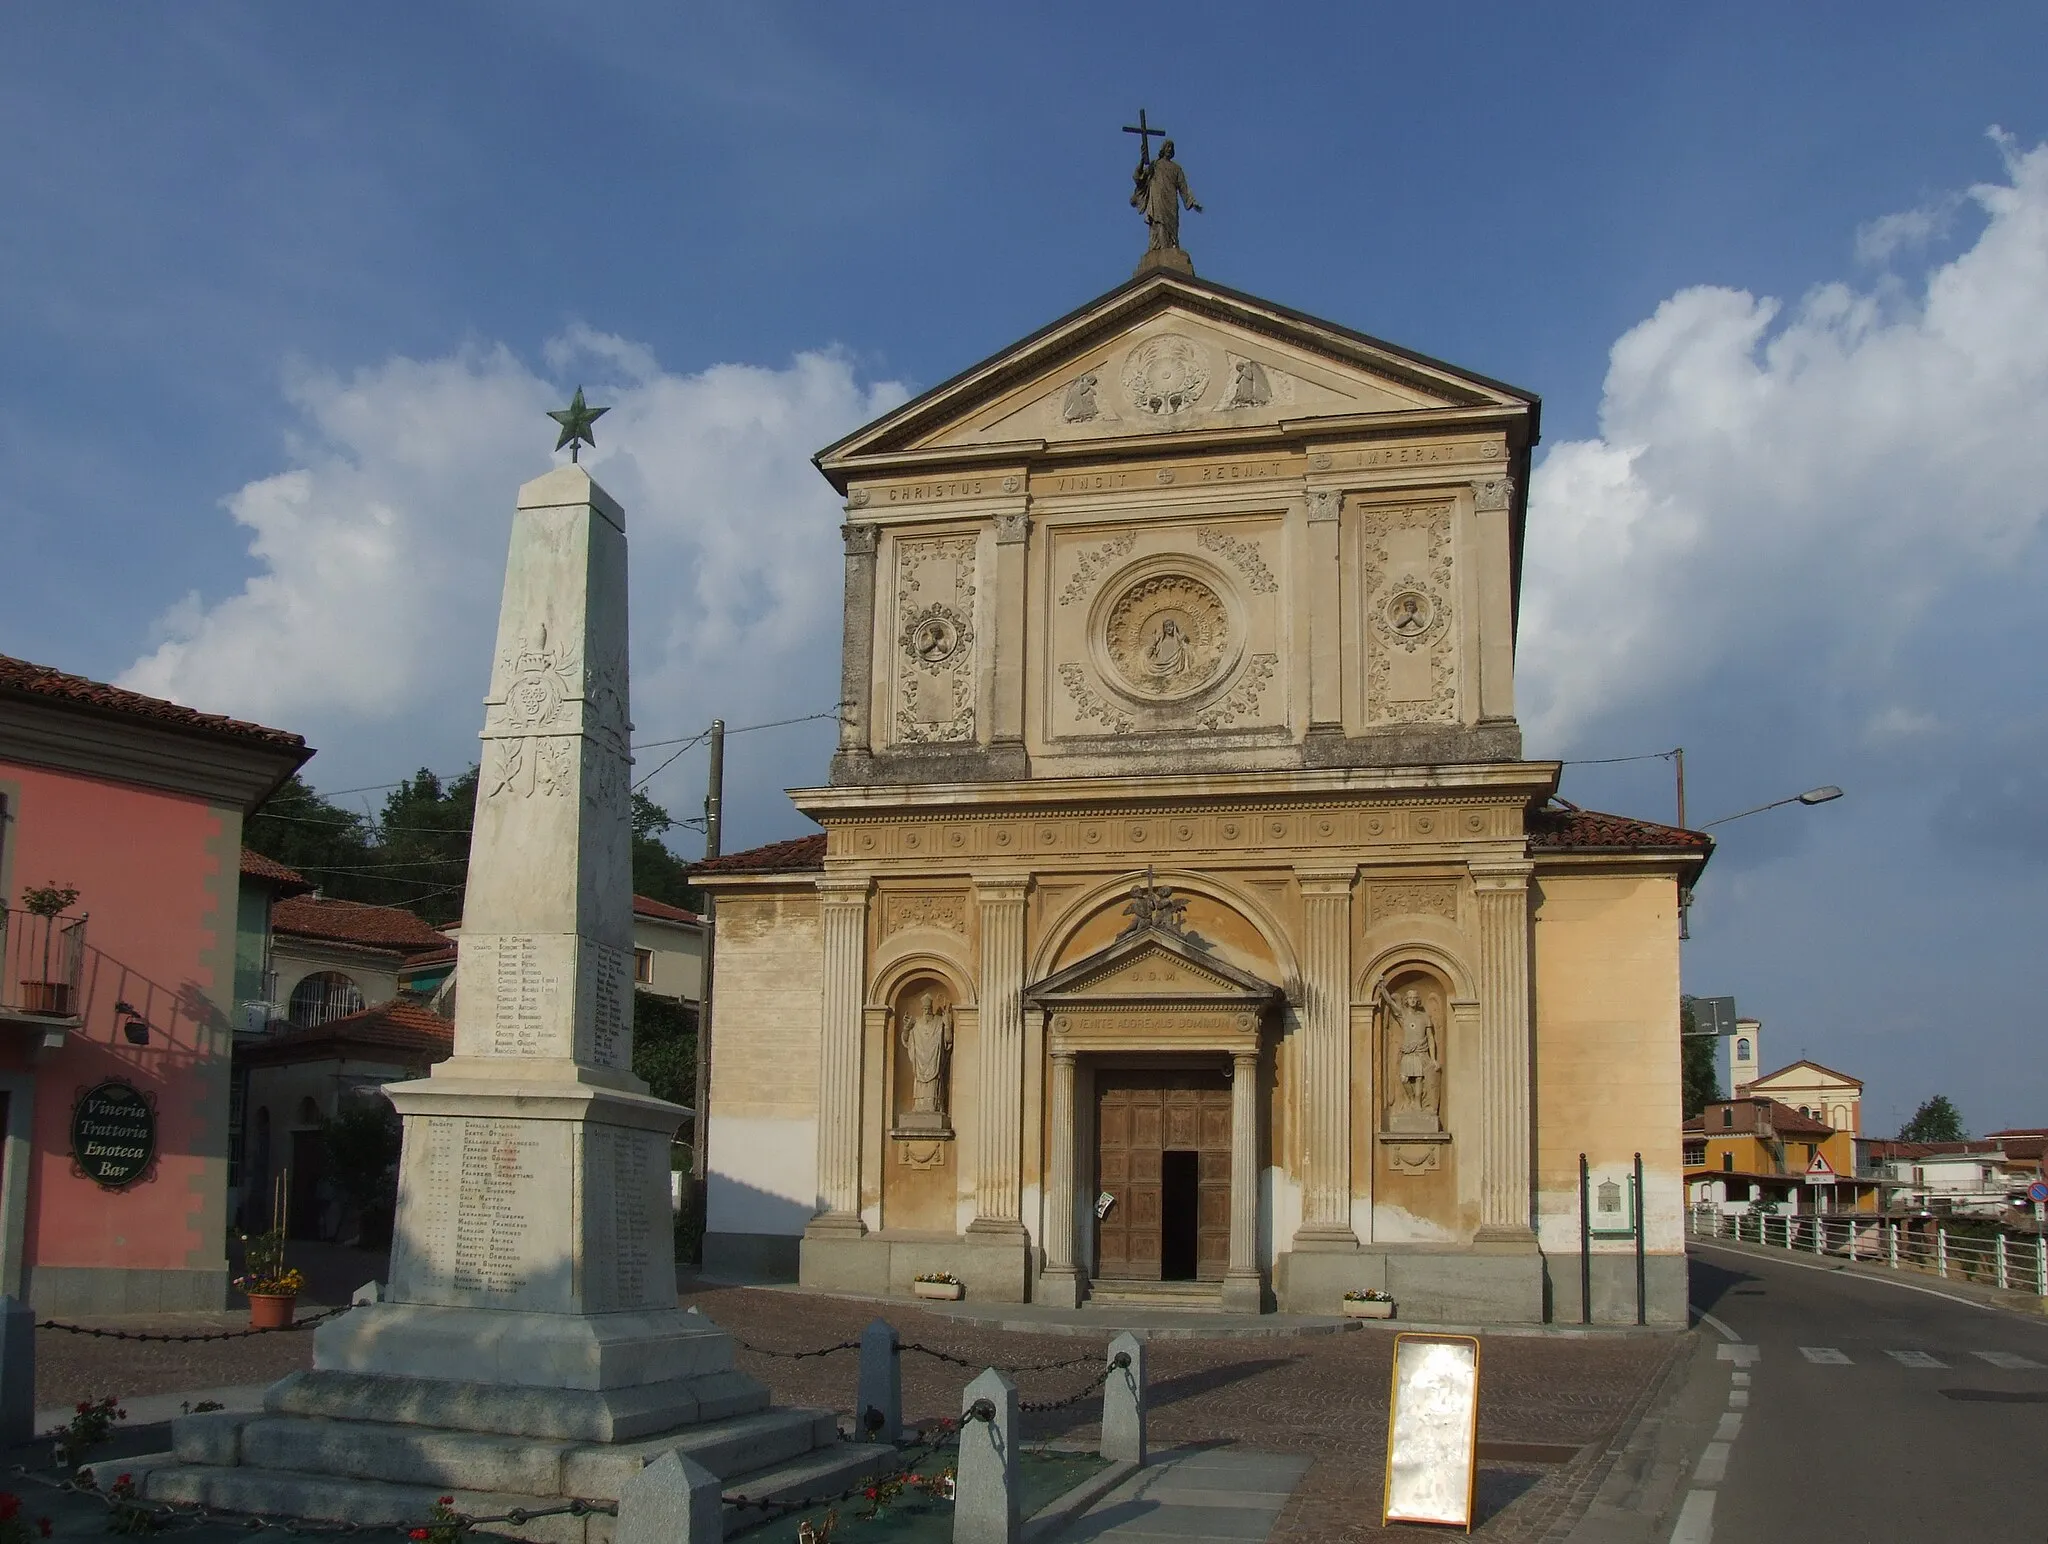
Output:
[{"left": 1103, "top": 574, "right": 1232, "bottom": 701}]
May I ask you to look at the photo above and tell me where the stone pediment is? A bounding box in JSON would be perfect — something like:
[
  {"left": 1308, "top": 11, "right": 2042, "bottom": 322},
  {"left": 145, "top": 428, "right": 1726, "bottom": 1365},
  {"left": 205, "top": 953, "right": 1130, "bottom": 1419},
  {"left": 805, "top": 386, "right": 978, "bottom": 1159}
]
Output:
[
  {"left": 1025, "top": 926, "right": 1283, "bottom": 1007},
  {"left": 815, "top": 271, "right": 1535, "bottom": 474}
]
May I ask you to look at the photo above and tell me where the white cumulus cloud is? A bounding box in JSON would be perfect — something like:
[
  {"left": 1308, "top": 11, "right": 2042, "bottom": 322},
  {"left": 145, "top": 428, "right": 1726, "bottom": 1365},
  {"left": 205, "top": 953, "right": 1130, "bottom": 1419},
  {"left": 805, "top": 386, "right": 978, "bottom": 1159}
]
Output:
[
  {"left": 119, "top": 335, "right": 907, "bottom": 825},
  {"left": 1520, "top": 133, "right": 2048, "bottom": 758}
]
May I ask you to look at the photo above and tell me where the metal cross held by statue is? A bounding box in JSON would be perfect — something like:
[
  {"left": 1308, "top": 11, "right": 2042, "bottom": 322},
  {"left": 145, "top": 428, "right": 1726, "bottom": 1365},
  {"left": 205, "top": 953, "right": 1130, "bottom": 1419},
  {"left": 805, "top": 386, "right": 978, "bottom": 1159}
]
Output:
[{"left": 1123, "top": 107, "right": 1166, "bottom": 169}]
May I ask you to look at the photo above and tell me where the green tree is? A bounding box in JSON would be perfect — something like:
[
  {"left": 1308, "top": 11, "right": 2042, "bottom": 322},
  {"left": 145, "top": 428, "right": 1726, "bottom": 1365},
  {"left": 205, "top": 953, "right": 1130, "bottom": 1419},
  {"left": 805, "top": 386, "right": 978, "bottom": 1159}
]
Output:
[
  {"left": 632, "top": 990, "right": 698, "bottom": 1108},
  {"left": 322, "top": 1097, "right": 404, "bottom": 1248},
  {"left": 243, "top": 775, "right": 379, "bottom": 898},
  {"left": 1681, "top": 1000, "right": 1723, "bottom": 1119},
  {"left": 632, "top": 792, "right": 706, "bottom": 913},
  {"left": 375, "top": 768, "right": 477, "bottom": 922},
  {"left": 1899, "top": 1094, "right": 1965, "bottom": 1142}
]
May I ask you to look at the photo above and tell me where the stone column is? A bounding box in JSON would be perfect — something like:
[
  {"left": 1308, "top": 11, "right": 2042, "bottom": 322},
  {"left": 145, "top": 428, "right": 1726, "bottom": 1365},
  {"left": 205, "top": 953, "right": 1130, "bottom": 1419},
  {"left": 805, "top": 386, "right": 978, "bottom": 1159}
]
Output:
[
  {"left": 1304, "top": 488, "right": 1344, "bottom": 736},
  {"left": 833, "top": 519, "right": 878, "bottom": 768},
  {"left": 1039, "top": 1046, "right": 1081, "bottom": 1307},
  {"left": 969, "top": 878, "right": 1029, "bottom": 1235},
  {"left": 1294, "top": 867, "right": 1358, "bottom": 1246},
  {"left": 811, "top": 876, "right": 871, "bottom": 1232},
  {"left": 1223, "top": 1048, "right": 1263, "bottom": 1312},
  {"left": 989, "top": 506, "right": 1030, "bottom": 773},
  {"left": 1472, "top": 861, "right": 1535, "bottom": 1239}
]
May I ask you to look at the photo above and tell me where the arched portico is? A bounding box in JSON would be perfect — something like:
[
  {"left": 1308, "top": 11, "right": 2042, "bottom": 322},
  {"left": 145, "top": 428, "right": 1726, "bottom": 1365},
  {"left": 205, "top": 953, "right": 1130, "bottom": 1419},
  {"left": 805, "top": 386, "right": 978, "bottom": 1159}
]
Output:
[{"left": 1024, "top": 909, "right": 1284, "bottom": 1313}]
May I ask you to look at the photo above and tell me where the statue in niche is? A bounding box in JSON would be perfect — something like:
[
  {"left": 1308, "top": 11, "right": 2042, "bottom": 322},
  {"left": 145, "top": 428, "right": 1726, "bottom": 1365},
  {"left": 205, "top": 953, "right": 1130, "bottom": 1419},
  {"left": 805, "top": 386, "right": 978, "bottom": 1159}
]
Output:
[
  {"left": 1378, "top": 978, "right": 1442, "bottom": 1134},
  {"left": 897, "top": 990, "right": 954, "bottom": 1132}
]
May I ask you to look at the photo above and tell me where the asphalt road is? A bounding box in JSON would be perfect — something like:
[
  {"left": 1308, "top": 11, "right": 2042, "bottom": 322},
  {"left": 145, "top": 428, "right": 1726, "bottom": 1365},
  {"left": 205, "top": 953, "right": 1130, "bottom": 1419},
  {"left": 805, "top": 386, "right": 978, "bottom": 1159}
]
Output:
[{"left": 1685, "top": 1241, "right": 2048, "bottom": 1543}]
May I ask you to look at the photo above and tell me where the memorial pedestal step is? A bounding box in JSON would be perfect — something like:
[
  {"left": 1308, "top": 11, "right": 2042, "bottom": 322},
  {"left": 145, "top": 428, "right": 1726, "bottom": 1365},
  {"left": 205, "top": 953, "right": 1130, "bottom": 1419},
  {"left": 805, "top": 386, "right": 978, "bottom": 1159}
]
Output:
[{"left": 105, "top": 1403, "right": 896, "bottom": 1542}]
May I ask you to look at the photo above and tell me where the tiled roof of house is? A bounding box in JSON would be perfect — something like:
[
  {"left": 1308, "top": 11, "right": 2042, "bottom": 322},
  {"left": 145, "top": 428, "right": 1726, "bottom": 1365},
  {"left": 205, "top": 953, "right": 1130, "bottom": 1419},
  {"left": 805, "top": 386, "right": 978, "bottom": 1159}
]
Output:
[
  {"left": 0, "top": 653, "right": 308, "bottom": 753},
  {"left": 693, "top": 833, "right": 828, "bottom": 876},
  {"left": 241, "top": 1001, "right": 453, "bottom": 1065},
  {"left": 272, "top": 896, "right": 453, "bottom": 955},
  {"left": 239, "top": 848, "right": 315, "bottom": 895},
  {"left": 633, "top": 895, "right": 702, "bottom": 924},
  {"left": 1528, "top": 803, "right": 1713, "bottom": 856}
]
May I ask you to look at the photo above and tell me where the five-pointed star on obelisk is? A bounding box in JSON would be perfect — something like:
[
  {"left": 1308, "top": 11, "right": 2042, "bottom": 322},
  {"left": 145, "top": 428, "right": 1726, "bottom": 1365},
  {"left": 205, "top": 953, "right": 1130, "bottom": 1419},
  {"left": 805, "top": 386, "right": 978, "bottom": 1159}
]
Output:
[{"left": 548, "top": 386, "right": 609, "bottom": 461}]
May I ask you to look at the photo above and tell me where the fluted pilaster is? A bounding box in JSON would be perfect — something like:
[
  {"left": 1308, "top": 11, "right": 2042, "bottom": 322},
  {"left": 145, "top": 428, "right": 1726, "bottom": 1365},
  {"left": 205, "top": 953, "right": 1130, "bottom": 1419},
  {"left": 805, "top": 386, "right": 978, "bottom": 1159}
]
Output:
[
  {"left": 1040, "top": 1048, "right": 1081, "bottom": 1307},
  {"left": 1222, "top": 1049, "right": 1264, "bottom": 1312},
  {"left": 1295, "top": 868, "right": 1358, "bottom": 1245},
  {"left": 1473, "top": 862, "right": 1534, "bottom": 1238},
  {"left": 970, "top": 878, "right": 1030, "bottom": 1234},
  {"left": 812, "top": 876, "right": 871, "bottom": 1228}
]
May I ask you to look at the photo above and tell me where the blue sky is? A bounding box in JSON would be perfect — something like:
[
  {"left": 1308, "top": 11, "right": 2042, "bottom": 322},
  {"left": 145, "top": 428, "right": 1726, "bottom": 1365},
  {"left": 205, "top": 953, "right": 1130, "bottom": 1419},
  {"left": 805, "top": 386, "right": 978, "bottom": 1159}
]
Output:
[{"left": 6, "top": 5, "right": 2047, "bottom": 1132}]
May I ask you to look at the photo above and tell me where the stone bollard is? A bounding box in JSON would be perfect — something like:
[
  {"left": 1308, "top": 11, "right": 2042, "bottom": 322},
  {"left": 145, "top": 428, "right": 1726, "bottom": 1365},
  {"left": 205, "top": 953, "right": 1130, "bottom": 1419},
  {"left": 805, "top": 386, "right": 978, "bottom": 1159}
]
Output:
[
  {"left": 616, "top": 1448, "right": 722, "bottom": 1544},
  {"left": 1099, "top": 1331, "right": 1146, "bottom": 1466},
  {"left": 954, "top": 1367, "right": 1019, "bottom": 1544},
  {"left": 0, "top": 1297, "right": 31, "bottom": 1447},
  {"left": 857, "top": 1317, "right": 902, "bottom": 1443}
]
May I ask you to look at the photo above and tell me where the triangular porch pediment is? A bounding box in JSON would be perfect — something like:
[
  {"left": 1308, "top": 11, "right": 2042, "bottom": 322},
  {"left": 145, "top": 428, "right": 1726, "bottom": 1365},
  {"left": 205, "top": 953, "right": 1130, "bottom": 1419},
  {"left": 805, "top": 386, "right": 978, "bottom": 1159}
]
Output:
[
  {"left": 1025, "top": 925, "right": 1282, "bottom": 1007},
  {"left": 815, "top": 272, "right": 1535, "bottom": 476}
]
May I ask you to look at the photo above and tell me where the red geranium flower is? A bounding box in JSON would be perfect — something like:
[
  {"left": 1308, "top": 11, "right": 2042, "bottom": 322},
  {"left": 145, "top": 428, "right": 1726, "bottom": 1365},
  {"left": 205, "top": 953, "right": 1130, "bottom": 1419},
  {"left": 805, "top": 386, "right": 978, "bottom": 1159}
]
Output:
[
  {"left": 0, "top": 1492, "right": 21, "bottom": 1520},
  {"left": 409, "top": 1530, "right": 428, "bottom": 1540},
  {"left": 38, "top": 1518, "right": 52, "bottom": 1537},
  {"left": 437, "top": 1497, "right": 453, "bottom": 1507}
]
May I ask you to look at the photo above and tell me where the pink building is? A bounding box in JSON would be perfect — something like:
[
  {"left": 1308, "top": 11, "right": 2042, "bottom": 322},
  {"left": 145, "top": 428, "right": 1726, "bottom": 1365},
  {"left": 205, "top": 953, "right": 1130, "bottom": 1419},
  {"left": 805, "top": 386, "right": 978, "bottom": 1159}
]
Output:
[{"left": 0, "top": 655, "right": 307, "bottom": 1311}]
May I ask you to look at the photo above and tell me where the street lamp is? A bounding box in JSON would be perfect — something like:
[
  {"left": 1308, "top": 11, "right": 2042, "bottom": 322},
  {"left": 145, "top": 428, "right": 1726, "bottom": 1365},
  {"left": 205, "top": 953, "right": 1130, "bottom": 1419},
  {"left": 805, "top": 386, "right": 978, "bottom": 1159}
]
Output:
[{"left": 1681, "top": 785, "right": 1843, "bottom": 939}]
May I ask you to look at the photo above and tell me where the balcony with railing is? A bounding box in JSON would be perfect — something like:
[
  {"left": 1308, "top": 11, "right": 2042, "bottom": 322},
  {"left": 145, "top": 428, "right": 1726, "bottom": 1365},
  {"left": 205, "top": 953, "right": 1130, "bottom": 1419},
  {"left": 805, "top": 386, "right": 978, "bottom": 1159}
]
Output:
[{"left": 1, "top": 904, "right": 88, "bottom": 1038}]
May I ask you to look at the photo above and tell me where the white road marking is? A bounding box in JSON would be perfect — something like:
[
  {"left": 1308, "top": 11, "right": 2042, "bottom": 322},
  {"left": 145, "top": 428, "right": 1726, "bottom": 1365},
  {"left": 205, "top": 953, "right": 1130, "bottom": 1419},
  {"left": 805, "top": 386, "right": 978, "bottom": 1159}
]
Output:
[
  {"left": 1714, "top": 1412, "right": 1743, "bottom": 1440},
  {"left": 1670, "top": 1488, "right": 1716, "bottom": 1544},
  {"left": 1716, "top": 1343, "right": 1760, "bottom": 1366},
  {"left": 1887, "top": 1350, "right": 1946, "bottom": 1369},
  {"left": 1694, "top": 1441, "right": 1732, "bottom": 1485},
  {"left": 1693, "top": 1306, "right": 1743, "bottom": 1342},
  {"left": 1799, "top": 1346, "right": 1852, "bottom": 1364},
  {"left": 1973, "top": 1350, "right": 2044, "bottom": 1370},
  {"left": 1730, "top": 1370, "right": 1750, "bottom": 1387},
  {"left": 1728, "top": 1389, "right": 1749, "bottom": 1409}
]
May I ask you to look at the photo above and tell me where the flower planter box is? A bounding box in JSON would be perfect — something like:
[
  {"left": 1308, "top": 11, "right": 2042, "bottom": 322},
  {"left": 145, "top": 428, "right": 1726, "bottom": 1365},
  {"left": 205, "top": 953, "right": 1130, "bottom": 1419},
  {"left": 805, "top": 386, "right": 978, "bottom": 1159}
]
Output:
[
  {"left": 1342, "top": 1299, "right": 1394, "bottom": 1319},
  {"left": 912, "top": 1280, "right": 964, "bottom": 1301},
  {"left": 247, "top": 1292, "right": 298, "bottom": 1329},
  {"left": 18, "top": 981, "right": 72, "bottom": 1017}
]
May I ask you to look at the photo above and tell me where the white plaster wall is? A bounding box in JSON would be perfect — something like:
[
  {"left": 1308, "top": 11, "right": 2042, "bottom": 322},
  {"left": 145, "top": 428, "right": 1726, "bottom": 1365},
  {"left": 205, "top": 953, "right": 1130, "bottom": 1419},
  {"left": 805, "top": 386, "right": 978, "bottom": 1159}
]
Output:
[{"left": 707, "top": 1115, "right": 819, "bottom": 1236}]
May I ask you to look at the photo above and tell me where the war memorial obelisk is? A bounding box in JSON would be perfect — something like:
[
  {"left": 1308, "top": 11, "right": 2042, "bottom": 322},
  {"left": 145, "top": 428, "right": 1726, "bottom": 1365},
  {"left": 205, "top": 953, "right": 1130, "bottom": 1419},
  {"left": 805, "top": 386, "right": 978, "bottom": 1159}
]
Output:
[{"left": 138, "top": 416, "right": 885, "bottom": 1530}]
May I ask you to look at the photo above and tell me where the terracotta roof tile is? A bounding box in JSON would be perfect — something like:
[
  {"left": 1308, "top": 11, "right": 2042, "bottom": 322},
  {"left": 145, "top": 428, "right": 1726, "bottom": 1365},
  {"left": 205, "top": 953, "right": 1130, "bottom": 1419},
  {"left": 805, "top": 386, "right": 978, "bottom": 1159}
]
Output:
[
  {"left": 239, "top": 848, "right": 315, "bottom": 895},
  {"left": 633, "top": 894, "right": 702, "bottom": 924},
  {"left": 241, "top": 1001, "right": 453, "bottom": 1065},
  {"left": 693, "top": 833, "right": 827, "bottom": 875},
  {"left": 0, "top": 653, "right": 307, "bottom": 753},
  {"left": 272, "top": 896, "right": 453, "bottom": 954},
  {"left": 1528, "top": 803, "right": 1713, "bottom": 856}
]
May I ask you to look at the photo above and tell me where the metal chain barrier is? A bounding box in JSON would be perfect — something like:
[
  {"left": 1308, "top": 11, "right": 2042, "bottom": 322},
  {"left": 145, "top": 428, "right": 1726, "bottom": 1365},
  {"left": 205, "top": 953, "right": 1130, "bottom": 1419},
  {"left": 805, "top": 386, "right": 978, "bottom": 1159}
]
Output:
[
  {"left": 730, "top": 1335, "right": 863, "bottom": 1360},
  {"left": 10, "top": 1464, "right": 616, "bottom": 1537},
  {"left": 730, "top": 1332, "right": 1096, "bottom": 1375},
  {"left": 1018, "top": 1354, "right": 1122, "bottom": 1414},
  {"left": 33, "top": 1307, "right": 349, "bottom": 1343},
  {"left": 720, "top": 1422, "right": 963, "bottom": 1529}
]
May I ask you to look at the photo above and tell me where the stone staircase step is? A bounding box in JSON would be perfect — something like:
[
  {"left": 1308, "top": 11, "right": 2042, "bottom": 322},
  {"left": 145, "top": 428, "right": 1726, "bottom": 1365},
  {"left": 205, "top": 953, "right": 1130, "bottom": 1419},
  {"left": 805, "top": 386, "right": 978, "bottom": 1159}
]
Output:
[
  {"left": 719, "top": 1441, "right": 900, "bottom": 1536},
  {"left": 141, "top": 1464, "right": 603, "bottom": 1544},
  {"left": 200, "top": 1405, "right": 834, "bottom": 1496},
  {"left": 1085, "top": 1280, "right": 1223, "bottom": 1311}
]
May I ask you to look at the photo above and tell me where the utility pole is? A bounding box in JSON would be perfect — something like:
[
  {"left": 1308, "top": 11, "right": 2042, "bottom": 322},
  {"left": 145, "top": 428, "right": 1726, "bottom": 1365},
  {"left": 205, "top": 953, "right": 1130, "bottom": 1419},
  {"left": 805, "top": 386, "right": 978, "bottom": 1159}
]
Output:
[{"left": 689, "top": 719, "right": 724, "bottom": 1261}]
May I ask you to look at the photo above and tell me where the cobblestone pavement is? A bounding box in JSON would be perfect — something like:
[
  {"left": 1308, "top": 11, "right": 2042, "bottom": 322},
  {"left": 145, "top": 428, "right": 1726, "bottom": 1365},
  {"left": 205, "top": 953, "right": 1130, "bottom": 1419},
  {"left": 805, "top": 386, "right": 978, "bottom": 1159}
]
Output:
[{"left": 32, "top": 1279, "right": 1684, "bottom": 1542}]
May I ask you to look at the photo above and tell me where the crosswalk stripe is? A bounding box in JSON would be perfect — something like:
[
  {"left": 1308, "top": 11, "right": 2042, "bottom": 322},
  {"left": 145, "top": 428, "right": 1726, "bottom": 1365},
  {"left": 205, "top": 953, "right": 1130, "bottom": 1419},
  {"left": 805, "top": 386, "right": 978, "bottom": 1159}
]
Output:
[
  {"left": 1972, "top": 1351, "right": 2044, "bottom": 1371},
  {"left": 1886, "top": 1350, "right": 1946, "bottom": 1369},
  {"left": 1799, "top": 1346, "right": 1852, "bottom": 1364}
]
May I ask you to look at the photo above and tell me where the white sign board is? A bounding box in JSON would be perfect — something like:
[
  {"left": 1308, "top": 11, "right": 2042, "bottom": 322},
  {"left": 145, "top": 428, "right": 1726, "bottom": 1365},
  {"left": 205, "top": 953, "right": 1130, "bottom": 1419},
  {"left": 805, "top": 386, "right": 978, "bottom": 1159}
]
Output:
[{"left": 1382, "top": 1333, "right": 1481, "bottom": 1531}]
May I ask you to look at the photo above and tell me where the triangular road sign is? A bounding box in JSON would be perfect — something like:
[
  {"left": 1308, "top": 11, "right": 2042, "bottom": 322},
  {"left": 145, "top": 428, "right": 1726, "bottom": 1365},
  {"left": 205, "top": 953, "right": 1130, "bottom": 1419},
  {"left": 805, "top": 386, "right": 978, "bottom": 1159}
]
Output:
[{"left": 1804, "top": 1151, "right": 1836, "bottom": 1183}]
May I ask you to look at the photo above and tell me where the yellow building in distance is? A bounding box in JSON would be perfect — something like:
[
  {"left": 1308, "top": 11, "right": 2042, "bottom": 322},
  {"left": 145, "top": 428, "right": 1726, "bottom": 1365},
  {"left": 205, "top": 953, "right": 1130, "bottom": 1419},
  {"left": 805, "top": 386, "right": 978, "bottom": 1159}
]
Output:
[
  {"left": 1685, "top": 1097, "right": 1879, "bottom": 1214},
  {"left": 696, "top": 263, "right": 1712, "bottom": 1324}
]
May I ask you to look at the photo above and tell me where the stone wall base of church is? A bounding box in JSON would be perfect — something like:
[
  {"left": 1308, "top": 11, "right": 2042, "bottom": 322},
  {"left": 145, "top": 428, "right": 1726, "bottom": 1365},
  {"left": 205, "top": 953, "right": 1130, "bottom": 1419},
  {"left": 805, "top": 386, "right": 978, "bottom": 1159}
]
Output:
[
  {"left": 798, "top": 1232, "right": 1033, "bottom": 1303},
  {"left": 700, "top": 1231, "right": 802, "bottom": 1284},
  {"left": 1543, "top": 1252, "right": 1688, "bottom": 1327},
  {"left": 1275, "top": 1244, "right": 1545, "bottom": 1324}
]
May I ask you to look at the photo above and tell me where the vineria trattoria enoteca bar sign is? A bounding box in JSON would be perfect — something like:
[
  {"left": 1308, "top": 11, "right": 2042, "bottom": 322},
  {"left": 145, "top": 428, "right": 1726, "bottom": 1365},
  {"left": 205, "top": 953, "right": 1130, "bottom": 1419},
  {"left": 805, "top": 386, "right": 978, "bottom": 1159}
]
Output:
[{"left": 71, "top": 1079, "right": 157, "bottom": 1190}]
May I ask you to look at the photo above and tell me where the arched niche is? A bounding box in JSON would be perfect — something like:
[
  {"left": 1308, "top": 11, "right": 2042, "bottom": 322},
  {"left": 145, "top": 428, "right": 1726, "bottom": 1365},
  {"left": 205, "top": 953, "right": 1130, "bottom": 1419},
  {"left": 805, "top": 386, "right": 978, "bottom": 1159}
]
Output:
[
  {"left": 887, "top": 969, "right": 960, "bottom": 1136},
  {"left": 1032, "top": 869, "right": 1293, "bottom": 988}
]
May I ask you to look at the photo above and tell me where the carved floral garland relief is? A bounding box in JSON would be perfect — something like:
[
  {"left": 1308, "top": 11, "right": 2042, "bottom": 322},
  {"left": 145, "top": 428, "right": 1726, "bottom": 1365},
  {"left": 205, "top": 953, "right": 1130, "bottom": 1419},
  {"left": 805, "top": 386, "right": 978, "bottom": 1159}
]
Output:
[
  {"left": 1357, "top": 502, "right": 1457, "bottom": 726},
  {"left": 894, "top": 536, "right": 978, "bottom": 745}
]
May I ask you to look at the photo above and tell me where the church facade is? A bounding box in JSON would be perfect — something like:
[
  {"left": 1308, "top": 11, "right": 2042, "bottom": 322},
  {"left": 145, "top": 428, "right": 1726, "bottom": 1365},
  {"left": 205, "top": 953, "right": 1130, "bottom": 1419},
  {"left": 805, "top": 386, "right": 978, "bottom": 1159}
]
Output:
[{"left": 695, "top": 269, "right": 1708, "bottom": 1324}]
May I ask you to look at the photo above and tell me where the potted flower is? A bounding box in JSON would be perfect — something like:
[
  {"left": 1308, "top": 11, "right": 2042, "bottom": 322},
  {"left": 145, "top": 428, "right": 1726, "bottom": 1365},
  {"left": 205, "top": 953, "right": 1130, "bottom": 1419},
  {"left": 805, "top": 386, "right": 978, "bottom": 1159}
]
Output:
[
  {"left": 16, "top": 882, "right": 79, "bottom": 1017},
  {"left": 912, "top": 1271, "right": 964, "bottom": 1301},
  {"left": 1342, "top": 1288, "right": 1395, "bottom": 1320},
  {"left": 234, "top": 1228, "right": 305, "bottom": 1328}
]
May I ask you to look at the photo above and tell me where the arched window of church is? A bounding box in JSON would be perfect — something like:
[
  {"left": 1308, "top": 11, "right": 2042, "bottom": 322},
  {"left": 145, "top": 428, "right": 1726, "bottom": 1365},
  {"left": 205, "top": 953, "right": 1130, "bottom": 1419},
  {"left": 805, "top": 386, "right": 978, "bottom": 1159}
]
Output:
[
  {"left": 289, "top": 971, "right": 363, "bottom": 1027},
  {"left": 1736, "top": 1038, "right": 1750, "bottom": 1061}
]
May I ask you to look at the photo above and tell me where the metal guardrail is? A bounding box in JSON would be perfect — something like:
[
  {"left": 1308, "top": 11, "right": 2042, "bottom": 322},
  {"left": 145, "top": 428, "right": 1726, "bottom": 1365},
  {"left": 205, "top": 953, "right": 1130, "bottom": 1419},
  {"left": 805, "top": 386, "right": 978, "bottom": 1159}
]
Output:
[
  {"left": 1690, "top": 1207, "right": 2048, "bottom": 1297},
  {"left": 1, "top": 906, "right": 87, "bottom": 1020}
]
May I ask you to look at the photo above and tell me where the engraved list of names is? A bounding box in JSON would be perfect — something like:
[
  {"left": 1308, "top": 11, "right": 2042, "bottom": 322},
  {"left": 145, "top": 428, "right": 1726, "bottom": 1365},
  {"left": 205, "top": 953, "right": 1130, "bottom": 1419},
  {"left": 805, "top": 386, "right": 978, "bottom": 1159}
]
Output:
[
  {"left": 453, "top": 1119, "right": 543, "bottom": 1297},
  {"left": 492, "top": 935, "right": 553, "bottom": 1056}
]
